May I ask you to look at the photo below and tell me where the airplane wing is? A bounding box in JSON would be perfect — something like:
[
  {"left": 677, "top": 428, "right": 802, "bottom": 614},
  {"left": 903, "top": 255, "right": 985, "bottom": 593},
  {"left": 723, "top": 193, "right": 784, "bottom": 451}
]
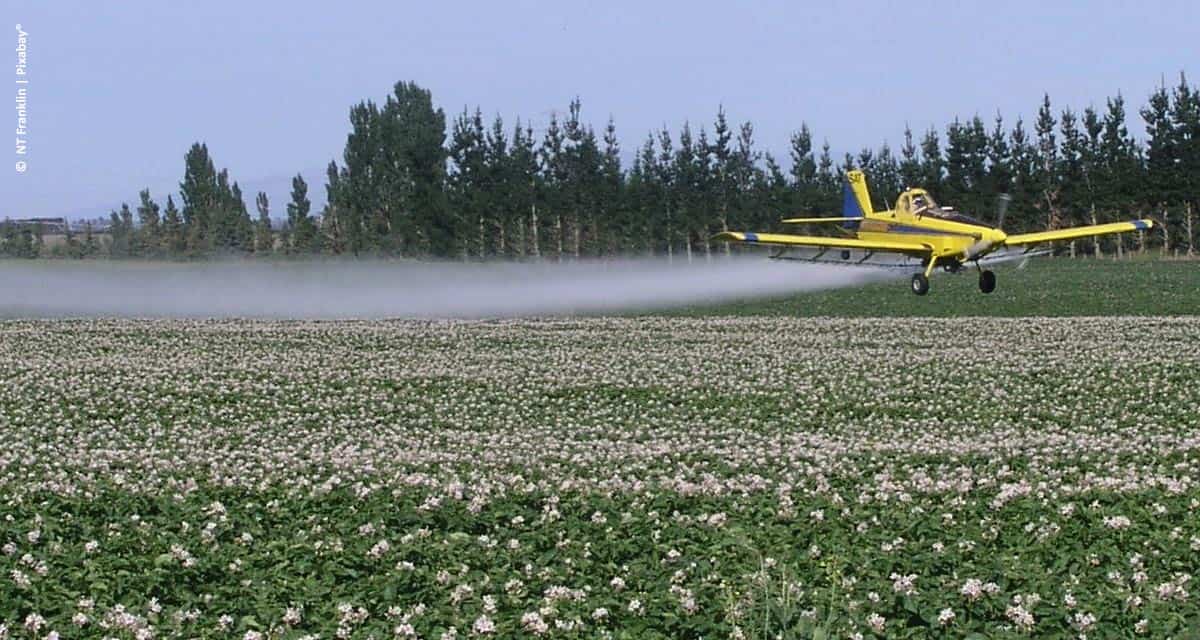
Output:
[
  {"left": 1004, "top": 219, "right": 1154, "bottom": 247},
  {"left": 713, "top": 231, "right": 931, "bottom": 255}
]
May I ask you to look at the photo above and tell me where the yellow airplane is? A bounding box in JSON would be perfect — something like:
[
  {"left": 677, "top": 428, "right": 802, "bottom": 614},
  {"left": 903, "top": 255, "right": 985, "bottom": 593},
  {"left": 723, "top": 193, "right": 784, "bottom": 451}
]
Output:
[{"left": 714, "top": 170, "right": 1154, "bottom": 295}]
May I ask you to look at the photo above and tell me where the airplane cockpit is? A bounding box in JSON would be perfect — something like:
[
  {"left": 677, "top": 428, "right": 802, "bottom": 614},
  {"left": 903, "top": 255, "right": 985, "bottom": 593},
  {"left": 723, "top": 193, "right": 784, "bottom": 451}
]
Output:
[{"left": 898, "top": 190, "right": 991, "bottom": 228}]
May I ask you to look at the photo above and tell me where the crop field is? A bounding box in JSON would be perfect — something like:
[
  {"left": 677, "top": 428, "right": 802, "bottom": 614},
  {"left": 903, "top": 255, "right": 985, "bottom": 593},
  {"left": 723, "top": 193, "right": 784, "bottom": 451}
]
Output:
[{"left": 2, "top": 314, "right": 1199, "bottom": 638}]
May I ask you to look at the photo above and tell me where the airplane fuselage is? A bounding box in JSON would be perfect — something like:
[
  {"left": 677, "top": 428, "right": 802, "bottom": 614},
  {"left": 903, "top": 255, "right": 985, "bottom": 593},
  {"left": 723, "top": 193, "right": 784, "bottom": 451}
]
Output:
[{"left": 855, "top": 208, "right": 1007, "bottom": 262}]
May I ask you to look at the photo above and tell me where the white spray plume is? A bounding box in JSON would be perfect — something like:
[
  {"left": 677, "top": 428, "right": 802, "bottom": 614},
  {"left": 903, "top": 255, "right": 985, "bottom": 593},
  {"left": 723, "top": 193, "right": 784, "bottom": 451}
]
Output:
[{"left": 1, "top": 257, "right": 895, "bottom": 319}]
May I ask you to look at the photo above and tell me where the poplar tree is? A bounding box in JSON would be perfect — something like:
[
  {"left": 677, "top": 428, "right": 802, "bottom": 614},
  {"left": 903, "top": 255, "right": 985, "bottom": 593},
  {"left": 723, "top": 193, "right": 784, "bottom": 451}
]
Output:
[
  {"left": 180, "top": 142, "right": 218, "bottom": 253},
  {"left": 136, "top": 189, "right": 160, "bottom": 255},
  {"left": 448, "top": 108, "right": 487, "bottom": 259},
  {"left": 986, "top": 114, "right": 1012, "bottom": 207},
  {"left": 287, "top": 174, "right": 317, "bottom": 254},
  {"left": 1059, "top": 108, "right": 1087, "bottom": 232},
  {"left": 919, "top": 128, "right": 944, "bottom": 194},
  {"left": 509, "top": 120, "right": 538, "bottom": 258},
  {"left": 600, "top": 118, "right": 624, "bottom": 255},
  {"left": 255, "top": 191, "right": 273, "bottom": 254},
  {"left": 539, "top": 113, "right": 568, "bottom": 260},
  {"left": 1035, "top": 94, "right": 1061, "bottom": 228},
  {"left": 1169, "top": 75, "right": 1200, "bottom": 253},
  {"left": 1008, "top": 118, "right": 1038, "bottom": 230},
  {"left": 899, "top": 125, "right": 921, "bottom": 191},
  {"left": 161, "top": 195, "right": 184, "bottom": 254},
  {"left": 815, "top": 140, "right": 838, "bottom": 213},
  {"left": 789, "top": 123, "right": 818, "bottom": 215}
]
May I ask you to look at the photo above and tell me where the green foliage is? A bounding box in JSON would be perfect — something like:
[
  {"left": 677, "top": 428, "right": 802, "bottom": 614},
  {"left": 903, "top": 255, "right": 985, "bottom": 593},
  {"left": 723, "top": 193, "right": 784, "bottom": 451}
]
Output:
[
  {"left": 1, "top": 316, "right": 1198, "bottom": 636},
  {"left": 90, "top": 74, "right": 1200, "bottom": 260},
  {"left": 254, "top": 191, "right": 273, "bottom": 254},
  {"left": 0, "top": 220, "right": 39, "bottom": 258},
  {"left": 287, "top": 174, "right": 320, "bottom": 255}
]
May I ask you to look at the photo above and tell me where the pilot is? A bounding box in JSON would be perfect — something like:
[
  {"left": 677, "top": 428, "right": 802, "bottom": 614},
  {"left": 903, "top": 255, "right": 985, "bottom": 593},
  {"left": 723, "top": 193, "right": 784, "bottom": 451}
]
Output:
[{"left": 911, "top": 194, "right": 928, "bottom": 215}]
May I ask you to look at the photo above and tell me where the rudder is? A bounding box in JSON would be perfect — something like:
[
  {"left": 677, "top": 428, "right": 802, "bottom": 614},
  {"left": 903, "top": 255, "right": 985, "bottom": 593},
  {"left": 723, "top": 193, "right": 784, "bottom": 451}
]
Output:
[{"left": 842, "top": 170, "right": 874, "bottom": 230}]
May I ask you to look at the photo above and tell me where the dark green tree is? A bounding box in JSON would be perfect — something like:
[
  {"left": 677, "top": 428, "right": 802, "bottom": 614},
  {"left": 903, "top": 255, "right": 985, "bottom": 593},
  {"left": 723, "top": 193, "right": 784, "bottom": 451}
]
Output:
[
  {"left": 789, "top": 123, "right": 818, "bottom": 215},
  {"left": 162, "top": 195, "right": 184, "bottom": 254},
  {"left": 898, "top": 125, "right": 921, "bottom": 191},
  {"left": 1034, "top": 94, "right": 1061, "bottom": 228},
  {"left": 255, "top": 191, "right": 273, "bottom": 254},
  {"left": 136, "top": 189, "right": 161, "bottom": 255},
  {"left": 180, "top": 142, "right": 218, "bottom": 253},
  {"left": 919, "top": 128, "right": 944, "bottom": 194}
]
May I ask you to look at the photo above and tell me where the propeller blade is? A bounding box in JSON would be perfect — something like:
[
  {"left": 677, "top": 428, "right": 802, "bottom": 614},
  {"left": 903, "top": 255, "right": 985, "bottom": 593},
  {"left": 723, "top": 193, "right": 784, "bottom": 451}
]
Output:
[{"left": 995, "top": 193, "right": 1012, "bottom": 229}]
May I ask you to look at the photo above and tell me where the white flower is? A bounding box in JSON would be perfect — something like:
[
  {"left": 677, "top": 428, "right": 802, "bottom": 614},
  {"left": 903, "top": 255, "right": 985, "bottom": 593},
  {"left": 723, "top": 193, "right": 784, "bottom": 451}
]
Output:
[
  {"left": 890, "top": 572, "right": 917, "bottom": 596},
  {"left": 1005, "top": 604, "right": 1034, "bottom": 631},
  {"left": 283, "top": 606, "right": 303, "bottom": 626},
  {"left": 866, "top": 613, "right": 885, "bottom": 633},
  {"left": 520, "top": 612, "right": 548, "bottom": 635},
  {"left": 937, "top": 608, "right": 955, "bottom": 626},
  {"left": 23, "top": 614, "right": 45, "bottom": 633},
  {"left": 1072, "top": 612, "right": 1096, "bottom": 633},
  {"left": 471, "top": 614, "right": 495, "bottom": 635},
  {"left": 1103, "top": 515, "right": 1132, "bottom": 529}
]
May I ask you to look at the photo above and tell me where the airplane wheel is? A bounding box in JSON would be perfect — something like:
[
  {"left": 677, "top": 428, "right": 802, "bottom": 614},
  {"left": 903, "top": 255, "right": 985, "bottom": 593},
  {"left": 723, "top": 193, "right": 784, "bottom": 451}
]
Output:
[
  {"left": 911, "top": 273, "right": 929, "bottom": 296},
  {"left": 979, "top": 270, "right": 996, "bottom": 294}
]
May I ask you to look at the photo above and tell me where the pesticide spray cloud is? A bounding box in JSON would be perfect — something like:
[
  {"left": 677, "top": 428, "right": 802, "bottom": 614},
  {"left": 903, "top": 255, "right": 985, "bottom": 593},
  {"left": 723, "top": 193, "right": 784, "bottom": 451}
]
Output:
[{"left": 1, "top": 258, "right": 893, "bottom": 319}]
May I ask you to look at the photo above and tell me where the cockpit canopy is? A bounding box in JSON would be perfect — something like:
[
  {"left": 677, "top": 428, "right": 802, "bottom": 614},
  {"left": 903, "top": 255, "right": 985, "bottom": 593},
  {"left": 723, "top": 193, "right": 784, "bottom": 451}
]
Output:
[
  {"left": 896, "top": 189, "right": 991, "bottom": 228},
  {"left": 898, "top": 189, "right": 937, "bottom": 215}
]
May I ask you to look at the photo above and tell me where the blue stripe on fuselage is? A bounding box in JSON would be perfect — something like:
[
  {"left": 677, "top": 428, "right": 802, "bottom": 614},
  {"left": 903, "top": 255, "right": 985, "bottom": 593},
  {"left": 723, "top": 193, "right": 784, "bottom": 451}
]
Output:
[
  {"left": 744, "top": 232, "right": 759, "bottom": 242},
  {"left": 871, "top": 224, "right": 974, "bottom": 237}
]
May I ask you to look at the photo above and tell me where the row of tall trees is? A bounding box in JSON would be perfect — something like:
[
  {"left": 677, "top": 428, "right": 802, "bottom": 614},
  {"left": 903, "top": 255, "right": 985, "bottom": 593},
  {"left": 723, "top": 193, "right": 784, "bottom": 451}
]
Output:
[
  {"left": 87, "top": 144, "right": 320, "bottom": 258},
  {"left": 23, "top": 73, "right": 1200, "bottom": 259}
]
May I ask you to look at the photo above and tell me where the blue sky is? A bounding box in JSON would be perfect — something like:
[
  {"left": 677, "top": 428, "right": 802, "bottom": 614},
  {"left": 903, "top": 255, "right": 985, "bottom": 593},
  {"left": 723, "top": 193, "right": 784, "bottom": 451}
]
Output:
[{"left": 3, "top": 0, "right": 1197, "bottom": 219}]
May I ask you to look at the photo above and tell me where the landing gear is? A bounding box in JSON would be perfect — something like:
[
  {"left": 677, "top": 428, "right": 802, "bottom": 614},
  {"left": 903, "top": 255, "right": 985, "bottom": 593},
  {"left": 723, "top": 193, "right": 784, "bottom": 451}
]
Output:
[
  {"left": 911, "top": 273, "right": 929, "bottom": 296},
  {"left": 978, "top": 269, "right": 996, "bottom": 294}
]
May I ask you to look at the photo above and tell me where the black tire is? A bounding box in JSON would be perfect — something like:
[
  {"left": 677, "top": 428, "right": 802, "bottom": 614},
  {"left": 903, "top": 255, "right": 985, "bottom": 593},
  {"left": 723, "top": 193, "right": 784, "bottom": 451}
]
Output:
[
  {"left": 979, "top": 269, "right": 996, "bottom": 294},
  {"left": 911, "top": 273, "right": 929, "bottom": 296}
]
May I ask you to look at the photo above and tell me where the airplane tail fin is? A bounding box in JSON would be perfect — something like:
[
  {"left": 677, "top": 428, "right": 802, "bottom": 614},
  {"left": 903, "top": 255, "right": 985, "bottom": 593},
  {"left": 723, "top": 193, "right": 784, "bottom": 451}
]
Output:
[{"left": 842, "top": 170, "right": 873, "bottom": 230}]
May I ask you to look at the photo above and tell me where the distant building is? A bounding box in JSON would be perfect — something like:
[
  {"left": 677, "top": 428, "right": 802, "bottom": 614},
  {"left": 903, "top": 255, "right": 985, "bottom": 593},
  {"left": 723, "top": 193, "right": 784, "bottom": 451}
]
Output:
[{"left": 8, "top": 217, "right": 69, "bottom": 234}]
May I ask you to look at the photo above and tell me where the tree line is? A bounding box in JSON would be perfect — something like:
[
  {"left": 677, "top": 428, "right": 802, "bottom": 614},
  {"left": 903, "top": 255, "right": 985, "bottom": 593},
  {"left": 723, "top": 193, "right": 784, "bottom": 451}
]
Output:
[{"left": 6, "top": 75, "right": 1199, "bottom": 259}]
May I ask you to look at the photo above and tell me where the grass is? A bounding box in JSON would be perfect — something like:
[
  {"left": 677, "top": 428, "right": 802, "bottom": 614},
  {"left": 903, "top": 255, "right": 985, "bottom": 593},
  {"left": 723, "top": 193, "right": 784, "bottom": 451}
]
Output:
[{"left": 666, "top": 256, "right": 1200, "bottom": 317}]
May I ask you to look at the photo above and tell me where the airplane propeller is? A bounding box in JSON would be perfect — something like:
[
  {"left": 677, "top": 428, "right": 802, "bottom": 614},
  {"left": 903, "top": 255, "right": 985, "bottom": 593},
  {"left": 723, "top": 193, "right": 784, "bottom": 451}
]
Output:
[
  {"left": 994, "top": 192, "right": 1011, "bottom": 229},
  {"left": 963, "top": 193, "right": 1013, "bottom": 261}
]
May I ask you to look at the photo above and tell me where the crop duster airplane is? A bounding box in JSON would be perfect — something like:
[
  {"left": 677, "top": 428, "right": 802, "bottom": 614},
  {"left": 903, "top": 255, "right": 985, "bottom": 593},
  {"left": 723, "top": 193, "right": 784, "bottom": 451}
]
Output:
[{"left": 714, "top": 170, "right": 1154, "bottom": 295}]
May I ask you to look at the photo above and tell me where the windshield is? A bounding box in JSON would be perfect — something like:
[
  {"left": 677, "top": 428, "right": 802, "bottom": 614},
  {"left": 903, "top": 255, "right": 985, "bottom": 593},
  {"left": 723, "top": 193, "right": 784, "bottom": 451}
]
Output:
[{"left": 909, "top": 191, "right": 991, "bottom": 227}]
